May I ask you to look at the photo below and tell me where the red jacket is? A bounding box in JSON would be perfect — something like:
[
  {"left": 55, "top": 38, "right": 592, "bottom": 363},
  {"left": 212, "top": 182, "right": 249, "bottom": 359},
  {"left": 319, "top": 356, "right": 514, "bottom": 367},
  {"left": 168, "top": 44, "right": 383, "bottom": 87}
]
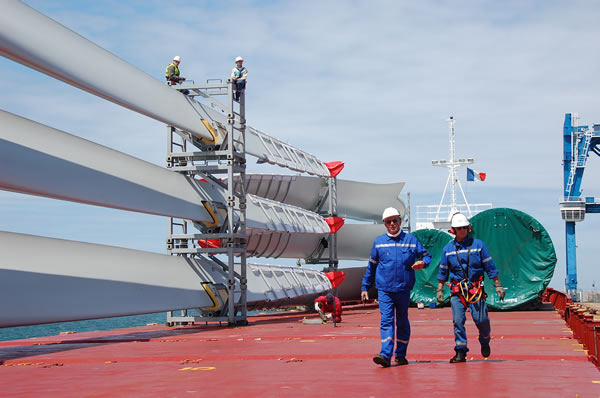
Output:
[{"left": 314, "top": 295, "right": 342, "bottom": 322}]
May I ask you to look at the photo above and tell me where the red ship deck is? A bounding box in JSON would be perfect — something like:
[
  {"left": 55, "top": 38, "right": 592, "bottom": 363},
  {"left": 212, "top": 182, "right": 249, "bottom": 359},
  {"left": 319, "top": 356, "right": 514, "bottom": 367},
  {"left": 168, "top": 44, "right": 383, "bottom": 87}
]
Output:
[{"left": 1, "top": 304, "right": 598, "bottom": 397}]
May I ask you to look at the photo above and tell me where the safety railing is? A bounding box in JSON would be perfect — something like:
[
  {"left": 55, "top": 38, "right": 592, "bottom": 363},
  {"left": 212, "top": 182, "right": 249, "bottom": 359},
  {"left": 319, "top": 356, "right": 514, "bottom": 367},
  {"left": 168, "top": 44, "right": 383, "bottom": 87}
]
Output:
[
  {"left": 415, "top": 203, "right": 492, "bottom": 224},
  {"left": 544, "top": 288, "right": 600, "bottom": 368}
]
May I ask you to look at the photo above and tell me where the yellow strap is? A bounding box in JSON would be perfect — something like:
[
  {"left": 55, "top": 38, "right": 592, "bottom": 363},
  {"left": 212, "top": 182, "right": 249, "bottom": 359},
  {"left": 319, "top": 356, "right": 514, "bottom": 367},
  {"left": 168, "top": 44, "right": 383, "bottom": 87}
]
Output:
[
  {"left": 201, "top": 283, "right": 220, "bottom": 311},
  {"left": 200, "top": 201, "right": 219, "bottom": 227}
]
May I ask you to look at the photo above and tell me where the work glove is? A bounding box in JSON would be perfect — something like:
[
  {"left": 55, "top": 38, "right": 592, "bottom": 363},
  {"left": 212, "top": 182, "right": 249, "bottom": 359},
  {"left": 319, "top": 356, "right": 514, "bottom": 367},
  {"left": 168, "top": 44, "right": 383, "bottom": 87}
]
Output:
[
  {"left": 495, "top": 281, "right": 505, "bottom": 301},
  {"left": 314, "top": 302, "right": 321, "bottom": 312},
  {"left": 436, "top": 288, "right": 444, "bottom": 304}
]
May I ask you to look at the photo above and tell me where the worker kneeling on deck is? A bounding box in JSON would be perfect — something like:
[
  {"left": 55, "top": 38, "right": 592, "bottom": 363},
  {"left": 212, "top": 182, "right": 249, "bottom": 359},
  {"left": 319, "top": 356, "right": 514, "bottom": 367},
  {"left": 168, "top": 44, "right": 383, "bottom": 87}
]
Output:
[
  {"left": 436, "top": 213, "right": 505, "bottom": 363},
  {"left": 361, "top": 207, "right": 431, "bottom": 368},
  {"left": 314, "top": 293, "right": 342, "bottom": 323}
]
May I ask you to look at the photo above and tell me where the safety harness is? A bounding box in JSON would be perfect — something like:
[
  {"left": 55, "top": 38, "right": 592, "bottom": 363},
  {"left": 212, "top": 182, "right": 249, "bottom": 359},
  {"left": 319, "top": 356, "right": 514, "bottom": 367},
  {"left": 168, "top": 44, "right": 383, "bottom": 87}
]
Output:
[{"left": 450, "top": 241, "right": 486, "bottom": 307}]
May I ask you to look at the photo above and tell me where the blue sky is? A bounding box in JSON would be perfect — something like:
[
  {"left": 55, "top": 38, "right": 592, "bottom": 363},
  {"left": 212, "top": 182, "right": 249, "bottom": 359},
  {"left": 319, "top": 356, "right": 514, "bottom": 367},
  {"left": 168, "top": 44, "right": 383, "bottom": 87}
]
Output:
[{"left": 1, "top": 0, "right": 600, "bottom": 291}]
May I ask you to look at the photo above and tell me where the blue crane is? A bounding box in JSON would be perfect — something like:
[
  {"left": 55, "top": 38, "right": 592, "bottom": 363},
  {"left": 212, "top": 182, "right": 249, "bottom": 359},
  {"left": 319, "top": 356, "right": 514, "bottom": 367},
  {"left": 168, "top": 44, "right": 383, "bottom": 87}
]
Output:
[{"left": 561, "top": 113, "right": 600, "bottom": 300}]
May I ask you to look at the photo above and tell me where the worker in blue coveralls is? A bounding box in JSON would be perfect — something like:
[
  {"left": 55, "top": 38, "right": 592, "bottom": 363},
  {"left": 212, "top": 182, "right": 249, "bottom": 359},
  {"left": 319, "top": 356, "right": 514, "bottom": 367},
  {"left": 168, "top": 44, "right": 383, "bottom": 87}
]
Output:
[
  {"left": 436, "top": 212, "right": 505, "bottom": 363},
  {"left": 361, "top": 207, "right": 431, "bottom": 368}
]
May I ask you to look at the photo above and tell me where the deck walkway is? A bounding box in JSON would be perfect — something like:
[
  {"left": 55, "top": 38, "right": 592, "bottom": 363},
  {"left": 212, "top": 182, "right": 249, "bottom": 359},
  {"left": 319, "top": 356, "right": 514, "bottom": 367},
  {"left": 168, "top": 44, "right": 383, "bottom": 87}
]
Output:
[{"left": 0, "top": 304, "right": 598, "bottom": 397}]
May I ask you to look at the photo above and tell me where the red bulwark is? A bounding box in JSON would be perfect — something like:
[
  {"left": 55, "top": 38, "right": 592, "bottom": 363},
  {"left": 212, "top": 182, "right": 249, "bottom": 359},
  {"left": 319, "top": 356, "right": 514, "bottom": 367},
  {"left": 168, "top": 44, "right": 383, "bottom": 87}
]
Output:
[{"left": 0, "top": 305, "right": 598, "bottom": 397}]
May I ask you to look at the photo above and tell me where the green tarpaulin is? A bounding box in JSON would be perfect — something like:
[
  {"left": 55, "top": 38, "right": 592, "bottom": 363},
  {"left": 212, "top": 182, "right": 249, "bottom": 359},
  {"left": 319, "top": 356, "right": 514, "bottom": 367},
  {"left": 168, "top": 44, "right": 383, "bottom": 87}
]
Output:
[
  {"left": 411, "top": 208, "right": 557, "bottom": 310},
  {"left": 411, "top": 229, "right": 453, "bottom": 306}
]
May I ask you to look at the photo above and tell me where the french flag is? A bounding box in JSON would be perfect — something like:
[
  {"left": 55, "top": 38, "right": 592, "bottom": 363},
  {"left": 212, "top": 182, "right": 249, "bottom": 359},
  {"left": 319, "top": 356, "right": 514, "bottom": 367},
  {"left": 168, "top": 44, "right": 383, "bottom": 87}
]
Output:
[{"left": 467, "top": 168, "right": 486, "bottom": 182}]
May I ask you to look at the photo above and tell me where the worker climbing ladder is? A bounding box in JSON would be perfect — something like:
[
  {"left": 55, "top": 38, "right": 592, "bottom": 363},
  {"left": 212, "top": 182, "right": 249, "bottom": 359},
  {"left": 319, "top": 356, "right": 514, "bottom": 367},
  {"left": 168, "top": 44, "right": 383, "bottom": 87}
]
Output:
[{"left": 166, "top": 79, "right": 247, "bottom": 325}]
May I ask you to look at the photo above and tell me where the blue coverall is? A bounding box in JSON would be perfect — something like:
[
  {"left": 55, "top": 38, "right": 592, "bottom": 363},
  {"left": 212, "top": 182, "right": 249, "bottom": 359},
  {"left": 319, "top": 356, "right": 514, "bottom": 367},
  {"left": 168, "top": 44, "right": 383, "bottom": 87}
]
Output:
[
  {"left": 361, "top": 232, "right": 431, "bottom": 361},
  {"left": 437, "top": 236, "right": 499, "bottom": 352}
]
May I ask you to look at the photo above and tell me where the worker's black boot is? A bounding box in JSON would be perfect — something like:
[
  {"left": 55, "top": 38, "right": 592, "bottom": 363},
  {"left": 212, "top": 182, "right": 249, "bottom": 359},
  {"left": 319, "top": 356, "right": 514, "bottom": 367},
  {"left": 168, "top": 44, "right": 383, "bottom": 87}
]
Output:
[
  {"left": 449, "top": 349, "right": 467, "bottom": 363},
  {"left": 372, "top": 355, "right": 391, "bottom": 368},
  {"left": 481, "top": 344, "right": 491, "bottom": 358},
  {"left": 395, "top": 357, "right": 408, "bottom": 366}
]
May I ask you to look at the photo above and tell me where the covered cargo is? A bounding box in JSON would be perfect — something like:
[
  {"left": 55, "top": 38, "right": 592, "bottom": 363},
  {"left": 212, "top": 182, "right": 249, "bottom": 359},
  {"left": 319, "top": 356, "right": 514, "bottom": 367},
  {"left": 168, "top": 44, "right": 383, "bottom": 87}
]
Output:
[
  {"left": 470, "top": 208, "right": 557, "bottom": 310},
  {"left": 411, "top": 208, "right": 557, "bottom": 310},
  {"left": 411, "top": 229, "right": 453, "bottom": 306}
]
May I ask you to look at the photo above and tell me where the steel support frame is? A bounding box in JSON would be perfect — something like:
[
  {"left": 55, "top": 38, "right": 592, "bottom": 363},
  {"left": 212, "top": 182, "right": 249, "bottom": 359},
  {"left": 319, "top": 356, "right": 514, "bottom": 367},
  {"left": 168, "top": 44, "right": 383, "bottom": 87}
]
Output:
[
  {"left": 327, "top": 176, "right": 338, "bottom": 271},
  {"left": 166, "top": 80, "right": 247, "bottom": 326},
  {"left": 561, "top": 113, "right": 600, "bottom": 300},
  {"left": 303, "top": 174, "right": 339, "bottom": 271}
]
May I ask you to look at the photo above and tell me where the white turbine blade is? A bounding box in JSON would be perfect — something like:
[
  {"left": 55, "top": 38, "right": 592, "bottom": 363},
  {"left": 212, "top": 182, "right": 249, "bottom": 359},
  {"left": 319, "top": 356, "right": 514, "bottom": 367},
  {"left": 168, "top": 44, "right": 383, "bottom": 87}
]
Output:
[
  {"left": 234, "top": 174, "right": 406, "bottom": 222},
  {"left": 338, "top": 179, "right": 406, "bottom": 221},
  {"left": 0, "top": 231, "right": 215, "bottom": 327},
  {"left": 0, "top": 109, "right": 214, "bottom": 223},
  {"left": 246, "top": 196, "right": 330, "bottom": 258},
  {"left": 243, "top": 263, "right": 331, "bottom": 309},
  {"left": 0, "top": 231, "right": 332, "bottom": 327},
  {"left": 335, "top": 224, "right": 383, "bottom": 260},
  {"left": 0, "top": 0, "right": 215, "bottom": 142}
]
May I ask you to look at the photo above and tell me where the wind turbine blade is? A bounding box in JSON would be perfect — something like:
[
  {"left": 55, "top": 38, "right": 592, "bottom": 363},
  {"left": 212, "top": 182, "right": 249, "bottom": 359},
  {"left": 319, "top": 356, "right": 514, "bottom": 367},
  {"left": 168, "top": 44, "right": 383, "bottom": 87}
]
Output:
[
  {"left": 0, "top": 109, "right": 214, "bottom": 223},
  {"left": 0, "top": 0, "right": 215, "bottom": 142},
  {"left": 0, "top": 231, "right": 332, "bottom": 327},
  {"left": 234, "top": 174, "right": 406, "bottom": 222},
  {"left": 0, "top": 231, "right": 214, "bottom": 327}
]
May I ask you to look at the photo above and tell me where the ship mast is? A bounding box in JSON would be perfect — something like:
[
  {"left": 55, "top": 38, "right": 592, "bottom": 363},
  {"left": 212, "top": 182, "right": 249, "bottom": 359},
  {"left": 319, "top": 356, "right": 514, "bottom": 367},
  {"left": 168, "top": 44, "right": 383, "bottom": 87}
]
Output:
[
  {"left": 432, "top": 116, "right": 474, "bottom": 220},
  {"left": 449, "top": 116, "right": 458, "bottom": 214}
]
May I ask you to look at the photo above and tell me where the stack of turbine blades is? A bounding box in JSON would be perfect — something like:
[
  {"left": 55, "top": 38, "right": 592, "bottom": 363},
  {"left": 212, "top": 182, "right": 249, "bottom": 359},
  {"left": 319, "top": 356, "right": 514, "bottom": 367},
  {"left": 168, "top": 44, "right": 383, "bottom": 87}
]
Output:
[{"left": 0, "top": 0, "right": 341, "bottom": 325}]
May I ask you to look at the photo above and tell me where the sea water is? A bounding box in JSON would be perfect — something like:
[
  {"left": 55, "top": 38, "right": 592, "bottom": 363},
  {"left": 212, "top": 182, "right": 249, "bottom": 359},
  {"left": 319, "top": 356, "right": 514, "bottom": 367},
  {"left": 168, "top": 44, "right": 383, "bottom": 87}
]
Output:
[{"left": 0, "top": 310, "right": 263, "bottom": 342}]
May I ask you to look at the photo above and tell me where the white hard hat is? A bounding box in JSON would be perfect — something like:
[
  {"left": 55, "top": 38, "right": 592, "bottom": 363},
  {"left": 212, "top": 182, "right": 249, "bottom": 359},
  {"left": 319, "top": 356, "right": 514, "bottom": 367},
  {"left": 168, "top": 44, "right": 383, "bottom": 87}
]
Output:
[
  {"left": 451, "top": 213, "right": 470, "bottom": 228},
  {"left": 235, "top": 56, "right": 244, "bottom": 62},
  {"left": 173, "top": 56, "right": 181, "bottom": 62},
  {"left": 382, "top": 207, "right": 401, "bottom": 221}
]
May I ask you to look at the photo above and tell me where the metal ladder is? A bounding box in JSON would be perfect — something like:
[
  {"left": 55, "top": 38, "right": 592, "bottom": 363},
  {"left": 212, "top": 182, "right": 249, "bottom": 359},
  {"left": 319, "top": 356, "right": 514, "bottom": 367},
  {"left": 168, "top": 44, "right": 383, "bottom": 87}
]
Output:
[
  {"left": 579, "top": 130, "right": 593, "bottom": 167},
  {"left": 565, "top": 129, "right": 592, "bottom": 198}
]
